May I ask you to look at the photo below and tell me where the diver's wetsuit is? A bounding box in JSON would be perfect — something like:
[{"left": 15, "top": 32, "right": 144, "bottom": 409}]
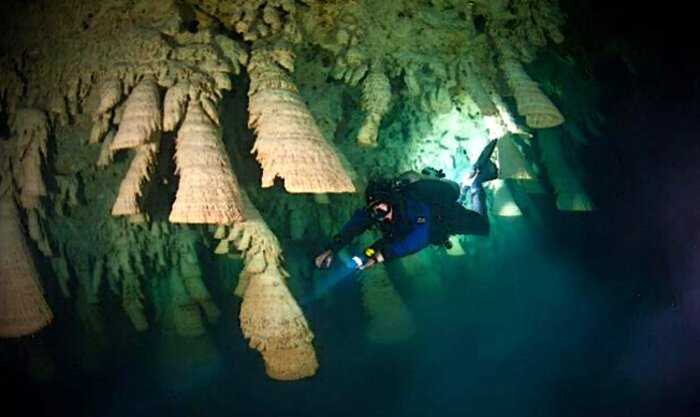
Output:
[{"left": 327, "top": 176, "right": 489, "bottom": 262}]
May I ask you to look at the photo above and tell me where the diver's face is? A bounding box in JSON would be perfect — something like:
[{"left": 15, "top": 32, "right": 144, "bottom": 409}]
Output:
[{"left": 370, "top": 201, "right": 394, "bottom": 223}]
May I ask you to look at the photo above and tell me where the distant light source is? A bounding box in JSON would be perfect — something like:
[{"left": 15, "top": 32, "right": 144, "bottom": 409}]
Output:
[
  {"left": 484, "top": 114, "right": 508, "bottom": 139},
  {"left": 410, "top": 104, "right": 524, "bottom": 188},
  {"left": 486, "top": 179, "right": 522, "bottom": 217}
]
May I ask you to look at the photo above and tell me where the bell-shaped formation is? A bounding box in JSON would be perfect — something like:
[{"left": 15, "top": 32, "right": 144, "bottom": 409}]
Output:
[
  {"left": 219, "top": 192, "right": 318, "bottom": 380},
  {"left": 357, "top": 66, "right": 392, "bottom": 147},
  {"left": 97, "top": 130, "right": 116, "bottom": 168},
  {"left": 163, "top": 81, "right": 190, "bottom": 132},
  {"left": 10, "top": 109, "right": 50, "bottom": 210},
  {"left": 169, "top": 99, "right": 245, "bottom": 224},
  {"left": 247, "top": 45, "right": 355, "bottom": 194},
  {"left": 110, "top": 78, "right": 162, "bottom": 151},
  {"left": 240, "top": 269, "right": 319, "bottom": 380},
  {"left": 111, "top": 142, "right": 159, "bottom": 217},
  {"left": 0, "top": 191, "right": 53, "bottom": 338},
  {"left": 18, "top": 140, "right": 47, "bottom": 210},
  {"left": 501, "top": 59, "right": 564, "bottom": 129},
  {"left": 94, "top": 79, "right": 123, "bottom": 118},
  {"left": 107, "top": 78, "right": 163, "bottom": 218},
  {"left": 91, "top": 79, "right": 123, "bottom": 144},
  {"left": 538, "top": 130, "right": 594, "bottom": 211},
  {"left": 360, "top": 264, "right": 416, "bottom": 344}
]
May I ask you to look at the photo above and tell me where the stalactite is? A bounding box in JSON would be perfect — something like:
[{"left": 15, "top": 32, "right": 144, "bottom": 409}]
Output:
[
  {"left": 110, "top": 78, "right": 163, "bottom": 152},
  {"left": 10, "top": 109, "right": 50, "bottom": 210},
  {"left": 499, "top": 55, "right": 564, "bottom": 129},
  {"left": 216, "top": 191, "right": 318, "bottom": 380},
  {"left": 357, "top": 65, "right": 392, "bottom": 148},
  {"left": 169, "top": 99, "right": 245, "bottom": 224},
  {"left": 0, "top": 183, "right": 53, "bottom": 338},
  {"left": 195, "top": 0, "right": 303, "bottom": 43},
  {"left": 247, "top": 41, "right": 356, "bottom": 194},
  {"left": 94, "top": 79, "right": 123, "bottom": 118},
  {"left": 90, "top": 79, "right": 122, "bottom": 145},
  {"left": 96, "top": 130, "right": 116, "bottom": 168},
  {"left": 111, "top": 142, "right": 159, "bottom": 217},
  {"left": 163, "top": 81, "right": 190, "bottom": 132}
]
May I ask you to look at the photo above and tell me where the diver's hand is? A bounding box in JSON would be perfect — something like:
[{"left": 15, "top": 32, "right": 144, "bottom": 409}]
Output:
[
  {"left": 315, "top": 250, "right": 334, "bottom": 269},
  {"left": 354, "top": 251, "right": 384, "bottom": 271},
  {"left": 362, "top": 257, "right": 378, "bottom": 270}
]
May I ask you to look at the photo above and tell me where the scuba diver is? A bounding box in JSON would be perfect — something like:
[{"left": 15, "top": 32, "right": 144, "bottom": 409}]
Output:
[{"left": 314, "top": 139, "right": 499, "bottom": 272}]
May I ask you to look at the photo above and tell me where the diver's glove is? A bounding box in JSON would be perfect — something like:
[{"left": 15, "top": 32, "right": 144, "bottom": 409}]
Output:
[{"left": 315, "top": 249, "right": 334, "bottom": 269}]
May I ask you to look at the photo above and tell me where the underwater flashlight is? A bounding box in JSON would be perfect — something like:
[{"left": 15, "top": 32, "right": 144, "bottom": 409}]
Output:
[
  {"left": 302, "top": 251, "right": 366, "bottom": 305},
  {"left": 351, "top": 255, "right": 365, "bottom": 270},
  {"left": 351, "top": 255, "right": 363, "bottom": 268}
]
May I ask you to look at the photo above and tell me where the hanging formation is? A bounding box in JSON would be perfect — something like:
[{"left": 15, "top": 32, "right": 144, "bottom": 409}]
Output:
[
  {"left": 247, "top": 42, "right": 356, "bottom": 194},
  {"left": 168, "top": 98, "right": 245, "bottom": 224},
  {"left": 0, "top": 183, "right": 53, "bottom": 338},
  {"left": 357, "top": 64, "right": 392, "bottom": 148},
  {"left": 216, "top": 192, "right": 319, "bottom": 380},
  {"left": 500, "top": 58, "right": 565, "bottom": 129}
]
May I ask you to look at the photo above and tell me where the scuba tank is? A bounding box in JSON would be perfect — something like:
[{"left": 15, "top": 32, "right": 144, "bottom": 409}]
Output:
[{"left": 396, "top": 168, "right": 461, "bottom": 207}]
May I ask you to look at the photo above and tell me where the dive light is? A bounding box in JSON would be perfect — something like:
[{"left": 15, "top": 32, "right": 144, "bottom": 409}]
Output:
[{"left": 351, "top": 255, "right": 365, "bottom": 270}]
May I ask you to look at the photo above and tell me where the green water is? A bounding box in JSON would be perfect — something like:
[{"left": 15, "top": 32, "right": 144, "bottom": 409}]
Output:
[{"left": 4, "top": 204, "right": 693, "bottom": 417}]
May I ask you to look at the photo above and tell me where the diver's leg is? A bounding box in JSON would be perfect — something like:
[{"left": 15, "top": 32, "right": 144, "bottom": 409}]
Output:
[
  {"left": 442, "top": 202, "right": 489, "bottom": 237},
  {"left": 468, "top": 157, "right": 497, "bottom": 216},
  {"left": 459, "top": 139, "right": 498, "bottom": 209},
  {"left": 449, "top": 140, "right": 498, "bottom": 238},
  {"left": 469, "top": 183, "right": 488, "bottom": 217},
  {"left": 446, "top": 169, "right": 494, "bottom": 237}
]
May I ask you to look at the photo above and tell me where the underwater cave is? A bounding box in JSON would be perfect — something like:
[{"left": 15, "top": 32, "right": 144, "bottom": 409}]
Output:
[{"left": 1, "top": 1, "right": 698, "bottom": 416}]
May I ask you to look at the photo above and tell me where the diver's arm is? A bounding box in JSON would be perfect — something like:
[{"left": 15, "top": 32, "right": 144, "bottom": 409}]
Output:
[
  {"left": 367, "top": 222, "right": 430, "bottom": 262},
  {"left": 326, "top": 208, "right": 374, "bottom": 252}
]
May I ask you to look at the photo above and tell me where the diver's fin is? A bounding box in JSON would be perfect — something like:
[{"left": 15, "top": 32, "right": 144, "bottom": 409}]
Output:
[
  {"left": 472, "top": 139, "right": 499, "bottom": 184},
  {"left": 473, "top": 139, "right": 498, "bottom": 172}
]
